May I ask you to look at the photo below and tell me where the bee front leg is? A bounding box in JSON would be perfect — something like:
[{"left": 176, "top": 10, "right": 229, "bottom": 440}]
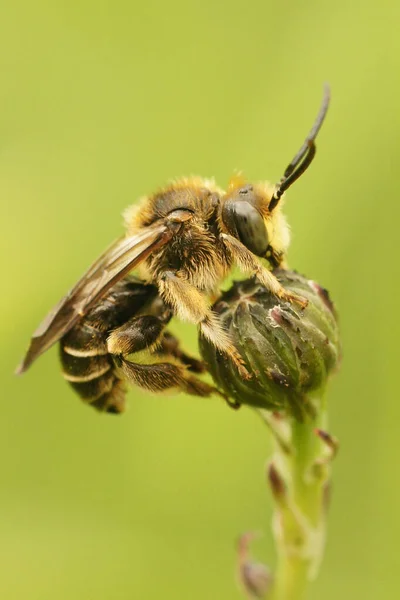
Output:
[
  {"left": 158, "top": 271, "right": 251, "bottom": 379},
  {"left": 220, "top": 233, "right": 308, "bottom": 309},
  {"left": 107, "top": 315, "right": 225, "bottom": 400}
]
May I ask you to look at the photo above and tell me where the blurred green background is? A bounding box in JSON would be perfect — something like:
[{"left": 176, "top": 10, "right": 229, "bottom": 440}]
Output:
[{"left": 1, "top": 1, "right": 399, "bottom": 598}]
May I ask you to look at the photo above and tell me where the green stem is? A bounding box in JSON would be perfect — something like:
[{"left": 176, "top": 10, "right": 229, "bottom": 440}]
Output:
[{"left": 266, "top": 399, "right": 331, "bottom": 600}]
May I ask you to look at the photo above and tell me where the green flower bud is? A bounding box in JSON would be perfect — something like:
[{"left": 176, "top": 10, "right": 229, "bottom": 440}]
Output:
[{"left": 199, "top": 270, "right": 340, "bottom": 419}]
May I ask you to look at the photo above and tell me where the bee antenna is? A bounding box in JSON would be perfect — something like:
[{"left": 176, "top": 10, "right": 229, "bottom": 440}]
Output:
[{"left": 269, "top": 84, "right": 331, "bottom": 211}]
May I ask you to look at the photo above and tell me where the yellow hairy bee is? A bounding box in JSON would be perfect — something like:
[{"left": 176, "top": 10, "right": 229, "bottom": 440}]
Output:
[{"left": 17, "top": 87, "right": 330, "bottom": 413}]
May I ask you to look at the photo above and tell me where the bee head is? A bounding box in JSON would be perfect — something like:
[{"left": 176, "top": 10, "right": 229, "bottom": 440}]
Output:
[
  {"left": 220, "top": 177, "right": 290, "bottom": 262},
  {"left": 220, "top": 179, "right": 267, "bottom": 257}
]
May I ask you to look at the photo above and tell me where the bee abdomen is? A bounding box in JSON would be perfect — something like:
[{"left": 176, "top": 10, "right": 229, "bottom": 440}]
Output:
[
  {"left": 60, "top": 322, "right": 126, "bottom": 414},
  {"left": 59, "top": 278, "right": 159, "bottom": 413}
]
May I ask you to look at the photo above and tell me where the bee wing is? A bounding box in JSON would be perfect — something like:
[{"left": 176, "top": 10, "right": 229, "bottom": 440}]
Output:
[{"left": 17, "top": 224, "right": 172, "bottom": 374}]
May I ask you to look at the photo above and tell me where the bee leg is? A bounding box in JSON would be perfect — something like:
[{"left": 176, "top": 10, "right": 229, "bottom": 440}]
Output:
[
  {"left": 108, "top": 311, "right": 205, "bottom": 374},
  {"left": 157, "top": 331, "right": 206, "bottom": 374},
  {"left": 107, "top": 315, "right": 226, "bottom": 400},
  {"left": 158, "top": 271, "right": 251, "bottom": 379},
  {"left": 116, "top": 356, "right": 226, "bottom": 400},
  {"left": 220, "top": 233, "right": 308, "bottom": 309}
]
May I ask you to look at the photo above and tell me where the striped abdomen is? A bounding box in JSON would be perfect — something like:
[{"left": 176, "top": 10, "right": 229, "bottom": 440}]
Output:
[{"left": 59, "top": 278, "right": 158, "bottom": 413}]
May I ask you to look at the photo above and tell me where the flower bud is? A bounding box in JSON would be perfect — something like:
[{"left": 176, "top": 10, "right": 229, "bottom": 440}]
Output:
[{"left": 199, "top": 270, "right": 340, "bottom": 418}]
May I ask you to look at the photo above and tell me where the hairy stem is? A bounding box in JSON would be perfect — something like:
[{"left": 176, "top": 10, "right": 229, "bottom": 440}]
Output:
[{"left": 262, "top": 399, "right": 333, "bottom": 600}]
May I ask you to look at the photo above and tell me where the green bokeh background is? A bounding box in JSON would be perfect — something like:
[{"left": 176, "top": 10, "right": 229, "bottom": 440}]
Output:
[{"left": 1, "top": 1, "right": 399, "bottom": 598}]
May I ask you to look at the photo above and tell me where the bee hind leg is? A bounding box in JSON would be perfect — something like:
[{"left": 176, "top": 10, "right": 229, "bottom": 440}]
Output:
[
  {"left": 117, "top": 356, "right": 224, "bottom": 399},
  {"left": 107, "top": 314, "right": 225, "bottom": 400}
]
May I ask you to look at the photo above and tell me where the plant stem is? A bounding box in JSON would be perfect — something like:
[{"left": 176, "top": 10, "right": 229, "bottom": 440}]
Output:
[{"left": 262, "top": 399, "right": 332, "bottom": 600}]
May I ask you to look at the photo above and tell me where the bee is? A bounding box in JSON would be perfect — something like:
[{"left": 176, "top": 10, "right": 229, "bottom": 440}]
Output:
[
  {"left": 16, "top": 87, "right": 330, "bottom": 413},
  {"left": 56, "top": 277, "right": 223, "bottom": 413}
]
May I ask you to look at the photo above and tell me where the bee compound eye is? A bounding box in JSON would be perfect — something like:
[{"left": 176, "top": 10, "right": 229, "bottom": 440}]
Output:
[{"left": 222, "top": 200, "right": 269, "bottom": 257}]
